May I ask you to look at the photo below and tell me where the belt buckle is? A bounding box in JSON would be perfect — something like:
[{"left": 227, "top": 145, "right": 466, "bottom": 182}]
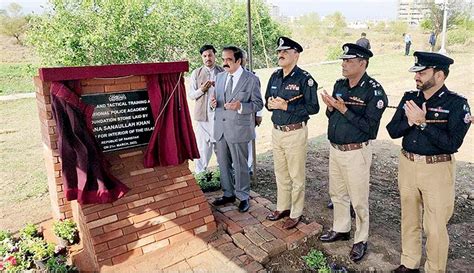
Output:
[{"left": 340, "top": 145, "right": 347, "bottom": 152}]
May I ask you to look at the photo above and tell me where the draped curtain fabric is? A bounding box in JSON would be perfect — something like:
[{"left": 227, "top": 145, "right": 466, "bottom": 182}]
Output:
[
  {"left": 144, "top": 73, "right": 199, "bottom": 167},
  {"left": 50, "top": 82, "right": 130, "bottom": 204}
]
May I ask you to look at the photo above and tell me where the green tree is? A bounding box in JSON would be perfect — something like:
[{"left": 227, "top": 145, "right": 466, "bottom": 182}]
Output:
[
  {"left": 322, "top": 11, "right": 347, "bottom": 36},
  {"left": 293, "top": 12, "right": 321, "bottom": 42},
  {"left": 0, "top": 3, "right": 29, "bottom": 44},
  {"left": 420, "top": 0, "right": 471, "bottom": 41},
  {"left": 387, "top": 20, "right": 408, "bottom": 36},
  {"left": 26, "top": 0, "right": 287, "bottom": 69}
]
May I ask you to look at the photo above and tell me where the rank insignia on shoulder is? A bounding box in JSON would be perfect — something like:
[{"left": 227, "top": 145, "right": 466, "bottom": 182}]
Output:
[
  {"left": 308, "top": 78, "right": 314, "bottom": 87},
  {"left": 464, "top": 113, "right": 471, "bottom": 124},
  {"left": 463, "top": 104, "right": 470, "bottom": 112},
  {"left": 374, "top": 90, "right": 383, "bottom": 96},
  {"left": 376, "top": 99, "right": 384, "bottom": 109}
]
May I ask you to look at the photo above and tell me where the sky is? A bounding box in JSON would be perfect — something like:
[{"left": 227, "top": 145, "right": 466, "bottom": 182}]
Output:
[
  {"left": 1, "top": 0, "right": 399, "bottom": 21},
  {"left": 270, "top": 0, "right": 398, "bottom": 21}
]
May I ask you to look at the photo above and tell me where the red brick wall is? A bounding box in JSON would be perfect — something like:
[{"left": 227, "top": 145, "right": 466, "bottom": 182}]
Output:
[{"left": 34, "top": 74, "right": 216, "bottom": 271}]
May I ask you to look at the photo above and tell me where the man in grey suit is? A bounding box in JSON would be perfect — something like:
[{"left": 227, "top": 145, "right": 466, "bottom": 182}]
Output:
[{"left": 210, "top": 46, "right": 263, "bottom": 212}]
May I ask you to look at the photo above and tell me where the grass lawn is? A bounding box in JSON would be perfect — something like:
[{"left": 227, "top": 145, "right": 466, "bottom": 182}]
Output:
[
  {"left": 0, "top": 63, "right": 39, "bottom": 95},
  {"left": 0, "top": 98, "right": 50, "bottom": 231}
]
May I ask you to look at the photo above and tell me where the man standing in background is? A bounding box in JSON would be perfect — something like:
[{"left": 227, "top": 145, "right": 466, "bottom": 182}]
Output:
[
  {"left": 188, "top": 45, "right": 224, "bottom": 174},
  {"left": 404, "top": 33, "right": 412, "bottom": 56},
  {"left": 356, "top": 32, "right": 371, "bottom": 50},
  {"left": 241, "top": 49, "right": 263, "bottom": 176},
  {"left": 429, "top": 32, "right": 436, "bottom": 52}
]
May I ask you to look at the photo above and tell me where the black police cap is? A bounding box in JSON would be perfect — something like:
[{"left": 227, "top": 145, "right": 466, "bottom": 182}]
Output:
[
  {"left": 276, "top": 36, "right": 303, "bottom": 53},
  {"left": 340, "top": 43, "right": 373, "bottom": 59},
  {"left": 409, "top": 51, "right": 454, "bottom": 72}
]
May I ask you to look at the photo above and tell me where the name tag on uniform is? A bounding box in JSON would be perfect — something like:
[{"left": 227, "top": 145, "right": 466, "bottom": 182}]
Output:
[
  {"left": 285, "top": 84, "right": 300, "bottom": 91},
  {"left": 350, "top": 96, "right": 364, "bottom": 103},
  {"left": 271, "top": 86, "right": 277, "bottom": 89},
  {"left": 428, "top": 107, "right": 450, "bottom": 114}
]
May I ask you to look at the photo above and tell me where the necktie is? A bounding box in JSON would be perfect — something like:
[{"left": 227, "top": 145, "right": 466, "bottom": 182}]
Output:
[{"left": 225, "top": 75, "right": 233, "bottom": 101}]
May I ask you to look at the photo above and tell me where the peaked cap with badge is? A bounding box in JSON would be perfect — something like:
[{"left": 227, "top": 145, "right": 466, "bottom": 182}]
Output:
[
  {"left": 340, "top": 43, "right": 373, "bottom": 59},
  {"left": 276, "top": 36, "right": 303, "bottom": 53},
  {"left": 408, "top": 51, "right": 454, "bottom": 72}
]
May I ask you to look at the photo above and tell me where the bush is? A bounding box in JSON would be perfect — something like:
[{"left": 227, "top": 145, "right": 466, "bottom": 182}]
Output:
[
  {"left": 0, "top": 230, "right": 12, "bottom": 241},
  {"left": 447, "top": 28, "right": 473, "bottom": 45},
  {"left": 195, "top": 169, "right": 220, "bottom": 192},
  {"left": 0, "top": 223, "right": 75, "bottom": 271},
  {"left": 19, "top": 223, "right": 41, "bottom": 239},
  {"left": 326, "top": 45, "right": 342, "bottom": 61},
  {"left": 302, "top": 249, "right": 330, "bottom": 272},
  {"left": 26, "top": 0, "right": 288, "bottom": 70},
  {"left": 53, "top": 219, "right": 79, "bottom": 245}
]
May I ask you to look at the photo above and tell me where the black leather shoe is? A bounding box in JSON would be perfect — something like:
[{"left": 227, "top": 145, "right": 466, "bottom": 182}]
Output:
[
  {"left": 319, "top": 230, "right": 350, "bottom": 242},
  {"left": 350, "top": 242, "right": 368, "bottom": 262},
  {"left": 266, "top": 210, "right": 290, "bottom": 221},
  {"left": 393, "top": 265, "right": 420, "bottom": 273},
  {"left": 238, "top": 199, "right": 250, "bottom": 212},
  {"left": 212, "top": 196, "right": 236, "bottom": 206}
]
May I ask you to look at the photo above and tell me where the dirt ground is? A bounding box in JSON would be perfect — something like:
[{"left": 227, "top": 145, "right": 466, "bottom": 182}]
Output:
[{"left": 251, "top": 137, "right": 474, "bottom": 272}]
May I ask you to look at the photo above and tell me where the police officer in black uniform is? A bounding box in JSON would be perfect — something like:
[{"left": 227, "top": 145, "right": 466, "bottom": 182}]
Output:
[
  {"left": 387, "top": 52, "right": 471, "bottom": 272},
  {"left": 319, "top": 43, "right": 388, "bottom": 263},
  {"left": 265, "top": 36, "right": 319, "bottom": 230}
]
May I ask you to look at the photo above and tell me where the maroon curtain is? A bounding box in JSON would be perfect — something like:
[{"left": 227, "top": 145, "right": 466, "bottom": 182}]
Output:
[
  {"left": 144, "top": 73, "right": 199, "bottom": 167},
  {"left": 50, "top": 82, "right": 130, "bottom": 204}
]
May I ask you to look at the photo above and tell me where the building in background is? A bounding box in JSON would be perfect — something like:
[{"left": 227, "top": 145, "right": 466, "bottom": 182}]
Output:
[{"left": 397, "top": 0, "right": 432, "bottom": 25}]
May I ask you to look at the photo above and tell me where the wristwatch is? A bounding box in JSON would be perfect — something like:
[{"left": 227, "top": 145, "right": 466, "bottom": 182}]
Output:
[{"left": 418, "top": 122, "right": 427, "bottom": 131}]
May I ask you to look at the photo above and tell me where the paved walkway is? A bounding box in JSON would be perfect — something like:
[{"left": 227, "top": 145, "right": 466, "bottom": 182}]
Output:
[
  {"left": 99, "top": 190, "right": 323, "bottom": 272},
  {"left": 0, "top": 92, "right": 35, "bottom": 101}
]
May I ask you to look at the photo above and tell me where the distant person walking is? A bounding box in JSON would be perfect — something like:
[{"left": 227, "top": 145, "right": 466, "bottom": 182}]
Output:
[
  {"left": 429, "top": 31, "right": 436, "bottom": 52},
  {"left": 403, "top": 33, "right": 412, "bottom": 56},
  {"left": 356, "top": 32, "right": 371, "bottom": 50}
]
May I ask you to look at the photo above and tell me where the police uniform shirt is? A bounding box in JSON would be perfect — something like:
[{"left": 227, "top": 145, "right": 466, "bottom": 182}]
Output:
[
  {"left": 386, "top": 85, "right": 471, "bottom": 155},
  {"left": 327, "top": 72, "right": 388, "bottom": 144},
  {"left": 265, "top": 65, "right": 319, "bottom": 125}
]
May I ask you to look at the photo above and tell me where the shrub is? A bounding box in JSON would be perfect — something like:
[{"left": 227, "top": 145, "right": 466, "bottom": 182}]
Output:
[
  {"left": 302, "top": 249, "right": 330, "bottom": 272},
  {"left": 53, "top": 219, "right": 79, "bottom": 245},
  {"left": 195, "top": 169, "right": 220, "bottom": 192},
  {"left": 46, "top": 256, "right": 77, "bottom": 273},
  {"left": 326, "top": 45, "right": 342, "bottom": 61},
  {"left": 0, "top": 230, "right": 12, "bottom": 241},
  {"left": 447, "top": 28, "right": 473, "bottom": 45},
  {"left": 19, "top": 223, "right": 41, "bottom": 239}
]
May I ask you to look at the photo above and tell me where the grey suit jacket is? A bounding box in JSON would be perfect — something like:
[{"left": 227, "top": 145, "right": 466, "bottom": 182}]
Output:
[{"left": 212, "top": 69, "right": 263, "bottom": 143}]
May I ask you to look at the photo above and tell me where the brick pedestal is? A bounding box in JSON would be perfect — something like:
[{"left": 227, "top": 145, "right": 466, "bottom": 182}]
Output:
[
  {"left": 33, "top": 62, "right": 217, "bottom": 271},
  {"left": 73, "top": 149, "right": 216, "bottom": 270}
]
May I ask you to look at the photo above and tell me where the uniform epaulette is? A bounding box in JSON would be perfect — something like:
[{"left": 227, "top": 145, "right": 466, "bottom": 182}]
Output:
[
  {"left": 301, "top": 70, "right": 311, "bottom": 77},
  {"left": 367, "top": 78, "right": 382, "bottom": 89},
  {"left": 272, "top": 68, "right": 281, "bottom": 75},
  {"left": 405, "top": 90, "right": 418, "bottom": 94},
  {"left": 336, "top": 78, "right": 345, "bottom": 83},
  {"left": 447, "top": 91, "right": 467, "bottom": 100}
]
